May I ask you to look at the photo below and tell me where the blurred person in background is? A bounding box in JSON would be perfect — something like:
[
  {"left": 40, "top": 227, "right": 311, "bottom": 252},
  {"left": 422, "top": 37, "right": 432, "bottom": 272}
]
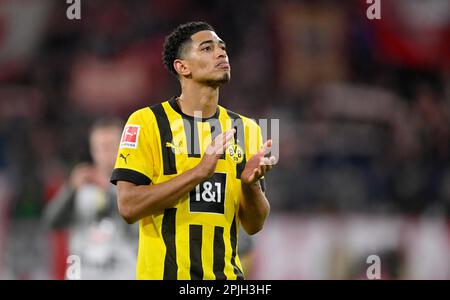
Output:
[
  {"left": 110, "top": 21, "right": 276, "bottom": 280},
  {"left": 43, "top": 118, "right": 138, "bottom": 280}
]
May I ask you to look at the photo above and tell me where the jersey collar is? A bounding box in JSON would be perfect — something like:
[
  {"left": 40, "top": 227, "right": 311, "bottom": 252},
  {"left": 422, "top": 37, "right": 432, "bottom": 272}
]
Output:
[{"left": 168, "top": 97, "right": 220, "bottom": 121}]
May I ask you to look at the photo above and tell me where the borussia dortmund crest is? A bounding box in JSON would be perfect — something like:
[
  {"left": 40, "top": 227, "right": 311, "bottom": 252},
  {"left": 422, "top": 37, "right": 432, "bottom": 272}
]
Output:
[{"left": 227, "top": 144, "right": 244, "bottom": 164}]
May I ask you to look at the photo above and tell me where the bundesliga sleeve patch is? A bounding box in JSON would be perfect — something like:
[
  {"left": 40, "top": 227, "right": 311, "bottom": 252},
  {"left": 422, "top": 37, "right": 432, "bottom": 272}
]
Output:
[{"left": 120, "top": 125, "right": 140, "bottom": 149}]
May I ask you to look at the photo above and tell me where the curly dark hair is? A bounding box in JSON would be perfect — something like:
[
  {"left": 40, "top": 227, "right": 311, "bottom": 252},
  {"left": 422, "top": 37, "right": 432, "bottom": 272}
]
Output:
[{"left": 163, "top": 21, "right": 215, "bottom": 77}]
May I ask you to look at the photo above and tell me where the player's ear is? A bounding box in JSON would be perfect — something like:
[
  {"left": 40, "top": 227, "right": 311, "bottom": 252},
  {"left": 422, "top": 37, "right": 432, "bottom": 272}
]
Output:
[{"left": 174, "top": 59, "right": 191, "bottom": 77}]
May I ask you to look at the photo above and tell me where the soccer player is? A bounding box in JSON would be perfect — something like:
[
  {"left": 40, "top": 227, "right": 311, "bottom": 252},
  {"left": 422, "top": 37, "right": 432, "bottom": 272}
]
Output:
[
  {"left": 43, "top": 118, "right": 138, "bottom": 279},
  {"left": 110, "top": 21, "right": 276, "bottom": 280}
]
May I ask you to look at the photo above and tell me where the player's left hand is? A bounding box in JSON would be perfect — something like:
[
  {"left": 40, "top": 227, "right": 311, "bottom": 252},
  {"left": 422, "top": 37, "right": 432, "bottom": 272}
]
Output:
[{"left": 241, "top": 139, "right": 276, "bottom": 185}]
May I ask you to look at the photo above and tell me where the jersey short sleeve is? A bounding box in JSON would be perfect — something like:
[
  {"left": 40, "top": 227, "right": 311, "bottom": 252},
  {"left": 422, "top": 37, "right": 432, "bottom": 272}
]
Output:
[{"left": 110, "top": 109, "right": 155, "bottom": 186}]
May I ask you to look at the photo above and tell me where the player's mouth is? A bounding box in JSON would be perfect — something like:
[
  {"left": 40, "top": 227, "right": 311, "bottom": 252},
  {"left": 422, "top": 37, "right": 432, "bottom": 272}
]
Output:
[{"left": 215, "top": 61, "right": 230, "bottom": 70}]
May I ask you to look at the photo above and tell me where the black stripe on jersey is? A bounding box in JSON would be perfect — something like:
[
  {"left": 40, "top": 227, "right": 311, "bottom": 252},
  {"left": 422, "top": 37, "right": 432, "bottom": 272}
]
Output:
[
  {"left": 180, "top": 110, "right": 225, "bottom": 159},
  {"left": 230, "top": 216, "right": 244, "bottom": 280},
  {"left": 162, "top": 208, "right": 178, "bottom": 279},
  {"left": 207, "top": 118, "right": 225, "bottom": 160},
  {"left": 226, "top": 110, "right": 247, "bottom": 179},
  {"left": 189, "top": 225, "right": 204, "bottom": 280},
  {"left": 110, "top": 168, "right": 151, "bottom": 185},
  {"left": 183, "top": 118, "right": 201, "bottom": 158},
  {"left": 213, "top": 226, "right": 227, "bottom": 280},
  {"left": 150, "top": 104, "right": 177, "bottom": 175},
  {"left": 168, "top": 97, "right": 225, "bottom": 159}
]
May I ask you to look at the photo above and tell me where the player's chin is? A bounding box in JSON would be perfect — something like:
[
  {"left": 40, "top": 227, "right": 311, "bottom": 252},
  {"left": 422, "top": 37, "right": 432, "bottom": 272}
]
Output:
[
  {"left": 216, "top": 72, "right": 231, "bottom": 84},
  {"left": 204, "top": 73, "right": 230, "bottom": 86}
]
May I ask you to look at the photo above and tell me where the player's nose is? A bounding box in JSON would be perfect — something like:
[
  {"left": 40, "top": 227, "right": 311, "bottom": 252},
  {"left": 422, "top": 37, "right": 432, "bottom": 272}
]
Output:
[{"left": 216, "top": 46, "right": 227, "bottom": 58}]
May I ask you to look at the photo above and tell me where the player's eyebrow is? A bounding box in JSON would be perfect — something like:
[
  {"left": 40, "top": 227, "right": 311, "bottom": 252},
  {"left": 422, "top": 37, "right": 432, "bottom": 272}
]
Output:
[{"left": 198, "top": 39, "right": 227, "bottom": 48}]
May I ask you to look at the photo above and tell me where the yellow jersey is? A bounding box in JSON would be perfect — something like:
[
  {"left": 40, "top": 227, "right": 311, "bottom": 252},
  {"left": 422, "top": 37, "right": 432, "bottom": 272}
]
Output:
[{"left": 111, "top": 97, "right": 265, "bottom": 280}]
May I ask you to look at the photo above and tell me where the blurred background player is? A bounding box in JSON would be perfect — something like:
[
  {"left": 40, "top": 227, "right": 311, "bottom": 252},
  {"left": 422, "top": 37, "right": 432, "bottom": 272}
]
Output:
[{"left": 43, "top": 118, "right": 138, "bottom": 280}]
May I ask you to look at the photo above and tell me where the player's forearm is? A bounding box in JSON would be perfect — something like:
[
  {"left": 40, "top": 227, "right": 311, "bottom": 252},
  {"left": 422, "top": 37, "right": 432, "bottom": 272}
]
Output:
[
  {"left": 117, "top": 166, "right": 206, "bottom": 223},
  {"left": 239, "top": 182, "right": 270, "bottom": 235}
]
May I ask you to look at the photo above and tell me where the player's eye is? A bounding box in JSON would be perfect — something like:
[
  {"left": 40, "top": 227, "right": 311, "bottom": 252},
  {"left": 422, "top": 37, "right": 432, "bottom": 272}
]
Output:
[{"left": 202, "top": 46, "right": 212, "bottom": 51}]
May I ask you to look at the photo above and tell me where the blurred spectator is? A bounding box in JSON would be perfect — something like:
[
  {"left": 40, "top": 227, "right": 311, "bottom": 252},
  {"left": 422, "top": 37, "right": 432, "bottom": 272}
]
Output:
[{"left": 42, "top": 118, "right": 138, "bottom": 280}]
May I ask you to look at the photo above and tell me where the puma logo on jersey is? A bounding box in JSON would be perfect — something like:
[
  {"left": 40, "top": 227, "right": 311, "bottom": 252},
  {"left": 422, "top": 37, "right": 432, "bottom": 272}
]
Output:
[
  {"left": 166, "top": 140, "right": 183, "bottom": 154},
  {"left": 120, "top": 153, "right": 130, "bottom": 164}
]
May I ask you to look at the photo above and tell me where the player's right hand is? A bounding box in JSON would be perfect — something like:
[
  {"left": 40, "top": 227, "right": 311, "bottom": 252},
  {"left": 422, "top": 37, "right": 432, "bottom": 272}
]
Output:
[{"left": 197, "top": 129, "right": 235, "bottom": 178}]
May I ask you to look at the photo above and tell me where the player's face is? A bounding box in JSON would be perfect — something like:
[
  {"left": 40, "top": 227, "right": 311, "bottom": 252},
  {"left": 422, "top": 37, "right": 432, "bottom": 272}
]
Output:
[
  {"left": 183, "top": 30, "right": 230, "bottom": 86},
  {"left": 90, "top": 127, "right": 122, "bottom": 174}
]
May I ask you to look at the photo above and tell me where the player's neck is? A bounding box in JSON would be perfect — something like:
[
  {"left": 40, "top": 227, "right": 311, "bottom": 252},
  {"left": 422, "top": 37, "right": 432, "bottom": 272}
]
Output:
[{"left": 178, "top": 83, "right": 219, "bottom": 119}]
